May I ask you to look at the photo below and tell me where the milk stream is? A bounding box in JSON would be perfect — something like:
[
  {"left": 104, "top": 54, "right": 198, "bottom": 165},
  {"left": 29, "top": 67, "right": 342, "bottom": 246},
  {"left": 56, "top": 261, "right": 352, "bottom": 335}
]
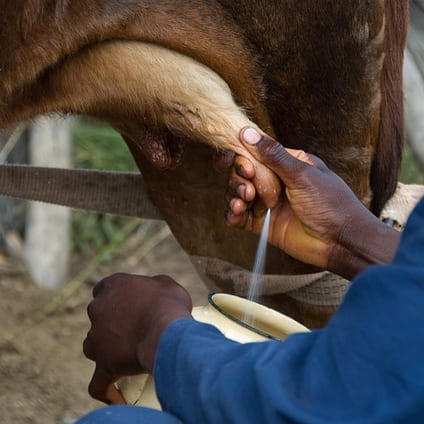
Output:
[{"left": 243, "top": 208, "right": 271, "bottom": 325}]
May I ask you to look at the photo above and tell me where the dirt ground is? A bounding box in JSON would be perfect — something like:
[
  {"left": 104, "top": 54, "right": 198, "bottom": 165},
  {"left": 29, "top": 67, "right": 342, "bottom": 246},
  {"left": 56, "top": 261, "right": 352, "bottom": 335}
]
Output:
[{"left": 0, "top": 222, "right": 208, "bottom": 424}]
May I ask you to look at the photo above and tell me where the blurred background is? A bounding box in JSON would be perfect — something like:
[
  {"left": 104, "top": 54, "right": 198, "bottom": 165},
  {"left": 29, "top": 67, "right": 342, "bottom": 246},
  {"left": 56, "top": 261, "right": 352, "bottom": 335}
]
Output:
[
  {"left": 1, "top": 1, "right": 424, "bottom": 422},
  {"left": 0, "top": 117, "right": 208, "bottom": 424}
]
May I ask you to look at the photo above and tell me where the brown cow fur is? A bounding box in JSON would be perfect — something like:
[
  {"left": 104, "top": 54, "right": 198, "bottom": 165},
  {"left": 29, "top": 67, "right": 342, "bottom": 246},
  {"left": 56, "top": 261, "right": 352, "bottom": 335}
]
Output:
[
  {"left": 0, "top": 1, "right": 270, "bottom": 130},
  {"left": 0, "top": 1, "right": 408, "bottom": 211},
  {"left": 0, "top": 1, "right": 409, "bottom": 326}
]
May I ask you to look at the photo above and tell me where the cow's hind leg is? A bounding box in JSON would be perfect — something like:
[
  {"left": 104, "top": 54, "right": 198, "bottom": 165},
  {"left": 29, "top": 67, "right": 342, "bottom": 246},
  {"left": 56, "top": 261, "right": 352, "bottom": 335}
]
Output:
[{"left": 2, "top": 40, "right": 280, "bottom": 205}]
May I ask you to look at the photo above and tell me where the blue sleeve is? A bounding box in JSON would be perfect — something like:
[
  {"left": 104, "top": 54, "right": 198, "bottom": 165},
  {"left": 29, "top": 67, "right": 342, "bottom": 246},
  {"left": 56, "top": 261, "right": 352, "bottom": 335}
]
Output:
[{"left": 154, "top": 198, "right": 424, "bottom": 424}]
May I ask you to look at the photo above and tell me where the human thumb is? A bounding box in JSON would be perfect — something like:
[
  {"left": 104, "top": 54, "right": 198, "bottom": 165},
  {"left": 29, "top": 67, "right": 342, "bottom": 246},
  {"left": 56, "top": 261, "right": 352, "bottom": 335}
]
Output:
[
  {"left": 240, "top": 127, "right": 309, "bottom": 187},
  {"left": 88, "top": 366, "right": 126, "bottom": 405}
]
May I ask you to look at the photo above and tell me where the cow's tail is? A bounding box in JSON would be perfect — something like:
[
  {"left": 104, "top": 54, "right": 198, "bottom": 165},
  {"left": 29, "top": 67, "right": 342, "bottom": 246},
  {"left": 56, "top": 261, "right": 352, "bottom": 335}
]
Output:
[{"left": 370, "top": 0, "right": 409, "bottom": 215}]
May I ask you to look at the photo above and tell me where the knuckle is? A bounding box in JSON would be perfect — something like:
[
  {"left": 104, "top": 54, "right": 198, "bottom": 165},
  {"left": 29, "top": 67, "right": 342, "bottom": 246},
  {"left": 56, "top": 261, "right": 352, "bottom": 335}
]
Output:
[
  {"left": 82, "top": 337, "right": 95, "bottom": 360},
  {"left": 261, "top": 142, "right": 286, "bottom": 165},
  {"left": 86, "top": 301, "right": 97, "bottom": 321},
  {"left": 107, "top": 272, "right": 129, "bottom": 282},
  {"left": 153, "top": 274, "right": 177, "bottom": 286},
  {"left": 93, "top": 273, "right": 131, "bottom": 296},
  {"left": 88, "top": 380, "right": 102, "bottom": 400},
  {"left": 312, "top": 155, "right": 328, "bottom": 170}
]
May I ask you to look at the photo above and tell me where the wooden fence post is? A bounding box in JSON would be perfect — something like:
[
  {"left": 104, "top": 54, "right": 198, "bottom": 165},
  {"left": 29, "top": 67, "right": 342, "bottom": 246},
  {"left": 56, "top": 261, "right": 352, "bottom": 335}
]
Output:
[
  {"left": 0, "top": 127, "right": 27, "bottom": 255},
  {"left": 405, "top": 0, "right": 424, "bottom": 168},
  {"left": 24, "top": 115, "right": 72, "bottom": 288}
]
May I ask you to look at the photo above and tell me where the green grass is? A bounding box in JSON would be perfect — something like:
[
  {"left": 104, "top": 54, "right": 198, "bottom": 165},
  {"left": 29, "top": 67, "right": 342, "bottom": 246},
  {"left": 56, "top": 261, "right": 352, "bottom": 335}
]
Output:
[
  {"left": 72, "top": 119, "right": 137, "bottom": 171},
  {"left": 400, "top": 145, "right": 424, "bottom": 185},
  {"left": 71, "top": 119, "right": 139, "bottom": 256}
]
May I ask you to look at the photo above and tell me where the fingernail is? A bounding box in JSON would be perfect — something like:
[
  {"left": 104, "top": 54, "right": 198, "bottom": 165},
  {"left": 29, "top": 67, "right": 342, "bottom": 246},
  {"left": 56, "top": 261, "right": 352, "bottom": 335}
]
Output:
[
  {"left": 243, "top": 128, "right": 262, "bottom": 145},
  {"left": 237, "top": 184, "right": 246, "bottom": 199}
]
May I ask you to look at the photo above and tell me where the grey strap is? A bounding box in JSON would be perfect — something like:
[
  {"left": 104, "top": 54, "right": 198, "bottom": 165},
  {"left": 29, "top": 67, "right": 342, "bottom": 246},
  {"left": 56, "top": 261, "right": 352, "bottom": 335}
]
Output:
[
  {"left": 0, "top": 164, "right": 162, "bottom": 220},
  {"left": 285, "top": 272, "right": 351, "bottom": 306},
  {"left": 2, "top": 165, "right": 421, "bottom": 308}
]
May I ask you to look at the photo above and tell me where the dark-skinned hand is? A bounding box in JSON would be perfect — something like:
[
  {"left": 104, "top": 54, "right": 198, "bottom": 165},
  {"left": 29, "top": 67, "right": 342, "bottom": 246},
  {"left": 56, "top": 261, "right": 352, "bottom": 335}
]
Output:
[
  {"left": 225, "top": 128, "right": 400, "bottom": 279},
  {"left": 83, "top": 273, "right": 193, "bottom": 405}
]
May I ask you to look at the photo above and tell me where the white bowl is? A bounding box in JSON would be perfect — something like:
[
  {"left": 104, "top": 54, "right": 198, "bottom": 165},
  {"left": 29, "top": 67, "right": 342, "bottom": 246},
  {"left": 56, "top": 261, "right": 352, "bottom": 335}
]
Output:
[{"left": 118, "top": 292, "right": 309, "bottom": 409}]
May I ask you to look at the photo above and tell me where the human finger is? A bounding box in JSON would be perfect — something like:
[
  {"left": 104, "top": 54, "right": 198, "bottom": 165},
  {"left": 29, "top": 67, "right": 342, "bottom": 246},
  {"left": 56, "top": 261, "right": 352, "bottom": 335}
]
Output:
[
  {"left": 92, "top": 278, "right": 107, "bottom": 298},
  {"left": 227, "top": 168, "right": 256, "bottom": 203},
  {"left": 82, "top": 332, "right": 96, "bottom": 361},
  {"left": 86, "top": 298, "right": 100, "bottom": 323},
  {"left": 234, "top": 155, "right": 255, "bottom": 179},
  {"left": 225, "top": 209, "right": 252, "bottom": 230},
  {"left": 213, "top": 149, "right": 235, "bottom": 171},
  {"left": 240, "top": 127, "right": 313, "bottom": 187},
  {"left": 105, "top": 384, "right": 127, "bottom": 405},
  {"left": 88, "top": 366, "right": 126, "bottom": 405},
  {"left": 285, "top": 147, "right": 328, "bottom": 170},
  {"left": 225, "top": 167, "right": 254, "bottom": 223},
  {"left": 230, "top": 198, "right": 248, "bottom": 215}
]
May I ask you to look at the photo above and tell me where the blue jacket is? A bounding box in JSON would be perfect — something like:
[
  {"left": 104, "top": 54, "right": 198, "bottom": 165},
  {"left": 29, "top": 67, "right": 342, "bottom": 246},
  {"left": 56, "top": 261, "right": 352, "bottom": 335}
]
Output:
[{"left": 155, "top": 198, "right": 424, "bottom": 423}]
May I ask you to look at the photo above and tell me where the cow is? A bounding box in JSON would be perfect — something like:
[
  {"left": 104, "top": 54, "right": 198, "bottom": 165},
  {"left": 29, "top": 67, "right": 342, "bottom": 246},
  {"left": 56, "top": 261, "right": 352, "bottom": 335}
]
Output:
[{"left": 0, "top": 1, "right": 409, "bottom": 327}]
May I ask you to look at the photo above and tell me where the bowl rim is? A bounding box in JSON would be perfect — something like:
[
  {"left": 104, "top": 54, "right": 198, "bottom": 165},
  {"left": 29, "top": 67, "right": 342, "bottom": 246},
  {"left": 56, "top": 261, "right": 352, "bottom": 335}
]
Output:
[{"left": 208, "top": 292, "right": 307, "bottom": 340}]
